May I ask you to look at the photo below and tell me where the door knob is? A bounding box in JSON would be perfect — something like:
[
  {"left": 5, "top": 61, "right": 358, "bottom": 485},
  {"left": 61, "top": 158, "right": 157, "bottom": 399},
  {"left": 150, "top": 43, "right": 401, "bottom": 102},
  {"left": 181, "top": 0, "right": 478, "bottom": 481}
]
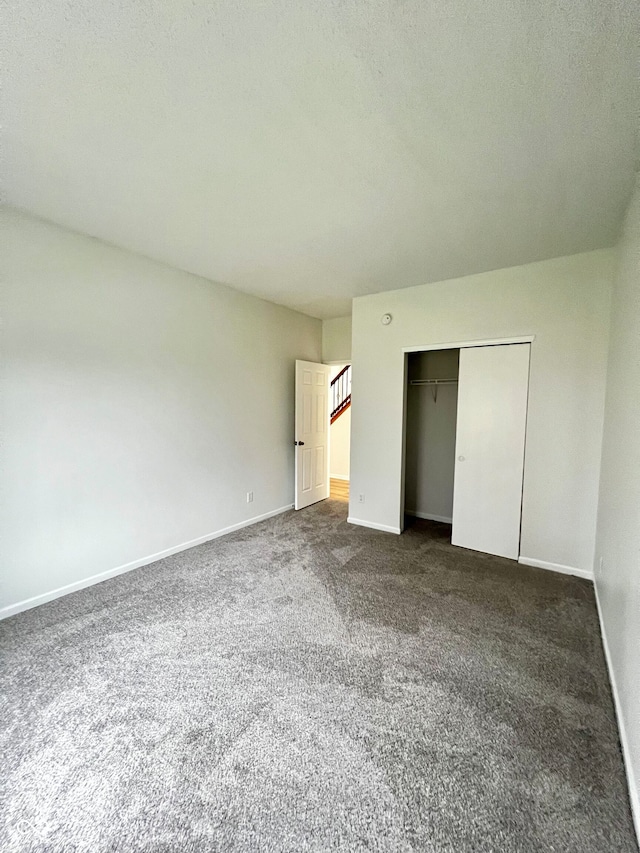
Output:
[{"left": 295, "top": 441, "right": 305, "bottom": 446}]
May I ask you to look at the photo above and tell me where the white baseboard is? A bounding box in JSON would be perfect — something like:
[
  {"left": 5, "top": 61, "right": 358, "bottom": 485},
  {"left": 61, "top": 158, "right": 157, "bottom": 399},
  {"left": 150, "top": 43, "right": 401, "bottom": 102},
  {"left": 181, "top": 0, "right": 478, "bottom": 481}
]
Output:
[
  {"left": 347, "top": 517, "right": 401, "bottom": 535},
  {"left": 330, "top": 474, "right": 350, "bottom": 481},
  {"left": 518, "top": 556, "right": 593, "bottom": 581},
  {"left": 405, "top": 510, "right": 453, "bottom": 524},
  {"left": 594, "top": 583, "right": 640, "bottom": 844},
  {"left": 0, "top": 504, "right": 294, "bottom": 621}
]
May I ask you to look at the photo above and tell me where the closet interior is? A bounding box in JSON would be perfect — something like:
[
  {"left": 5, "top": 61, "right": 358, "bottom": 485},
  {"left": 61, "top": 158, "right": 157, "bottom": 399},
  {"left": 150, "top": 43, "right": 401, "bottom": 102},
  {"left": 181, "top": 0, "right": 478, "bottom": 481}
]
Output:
[{"left": 404, "top": 348, "right": 460, "bottom": 527}]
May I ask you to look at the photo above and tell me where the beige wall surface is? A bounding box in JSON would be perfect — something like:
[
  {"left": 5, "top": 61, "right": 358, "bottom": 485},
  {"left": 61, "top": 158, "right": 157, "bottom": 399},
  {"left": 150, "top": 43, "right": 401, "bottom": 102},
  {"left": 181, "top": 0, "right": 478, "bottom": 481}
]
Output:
[
  {"left": 323, "top": 316, "right": 352, "bottom": 363},
  {"left": 350, "top": 249, "right": 613, "bottom": 575},
  {"left": 1, "top": 210, "right": 321, "bottom": 614},
  {"left": 594, "top": 180, "right": 640, "bottom": 838}
]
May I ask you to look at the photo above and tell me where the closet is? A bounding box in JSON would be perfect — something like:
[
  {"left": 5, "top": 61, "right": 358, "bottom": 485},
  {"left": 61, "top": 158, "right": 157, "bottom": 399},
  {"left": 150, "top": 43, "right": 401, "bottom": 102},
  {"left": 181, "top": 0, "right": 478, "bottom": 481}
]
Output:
[
  {"left": 404, "top": 343, "right": 530, "bottom": 560},
  {"left": 404, "top": 349, "right": 460, "bottom": 524}
]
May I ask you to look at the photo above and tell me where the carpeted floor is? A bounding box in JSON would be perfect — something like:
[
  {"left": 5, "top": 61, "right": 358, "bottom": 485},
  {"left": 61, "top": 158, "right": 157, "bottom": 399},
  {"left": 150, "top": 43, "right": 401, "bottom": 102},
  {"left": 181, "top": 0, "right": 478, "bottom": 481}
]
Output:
[{"left": 1, "top": 500, "right": 636, "bottom": 852}]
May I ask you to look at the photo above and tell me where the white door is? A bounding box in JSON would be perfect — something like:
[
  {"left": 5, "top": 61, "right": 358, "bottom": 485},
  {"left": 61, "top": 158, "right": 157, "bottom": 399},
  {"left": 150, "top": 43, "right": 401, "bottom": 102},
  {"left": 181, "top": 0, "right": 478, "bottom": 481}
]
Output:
[
  {"left": 295, "top": 360, "right": 331, "bottom": 510},
  {"left": 452, "top": 344, "right": 530, "bottom": 559}
]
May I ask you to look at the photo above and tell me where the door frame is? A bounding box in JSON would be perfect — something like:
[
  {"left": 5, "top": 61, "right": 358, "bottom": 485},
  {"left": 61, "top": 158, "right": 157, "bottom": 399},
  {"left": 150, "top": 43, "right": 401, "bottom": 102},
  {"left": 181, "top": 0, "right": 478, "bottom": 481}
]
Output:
[{"left": 399, "top": 335, "right": 535, "bottom": 534}]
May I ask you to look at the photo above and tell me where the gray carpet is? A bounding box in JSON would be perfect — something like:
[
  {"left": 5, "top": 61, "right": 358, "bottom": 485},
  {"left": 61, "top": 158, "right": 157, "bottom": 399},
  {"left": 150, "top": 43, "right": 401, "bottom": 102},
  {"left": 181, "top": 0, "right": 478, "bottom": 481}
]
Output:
[{"left": 1, "top": 500, "right": 636, "bottom": 852}]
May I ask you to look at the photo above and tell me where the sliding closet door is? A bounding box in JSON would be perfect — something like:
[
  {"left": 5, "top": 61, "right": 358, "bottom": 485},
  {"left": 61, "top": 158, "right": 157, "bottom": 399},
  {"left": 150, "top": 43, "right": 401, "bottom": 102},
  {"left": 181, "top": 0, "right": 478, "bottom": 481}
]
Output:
[{"left": 452, "top": 344, "right": 530, "bottom": 559}]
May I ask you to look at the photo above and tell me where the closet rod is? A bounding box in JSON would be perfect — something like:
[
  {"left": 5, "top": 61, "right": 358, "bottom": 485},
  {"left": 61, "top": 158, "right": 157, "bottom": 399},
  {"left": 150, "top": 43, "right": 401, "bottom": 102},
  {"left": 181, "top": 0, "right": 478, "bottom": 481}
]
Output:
[{"left": 409, "top": 378, "right": 458, "bottom": 386}]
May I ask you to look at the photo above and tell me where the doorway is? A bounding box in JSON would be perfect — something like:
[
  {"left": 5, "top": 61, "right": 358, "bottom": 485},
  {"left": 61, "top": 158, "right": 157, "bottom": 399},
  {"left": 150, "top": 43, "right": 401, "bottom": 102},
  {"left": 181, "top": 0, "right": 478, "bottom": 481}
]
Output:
[
  {"left": 329, "top": 363, "right": 351, "bottom": 502},
  {"left": 402, "top": 343, "right": 530, "bottom": 560}
]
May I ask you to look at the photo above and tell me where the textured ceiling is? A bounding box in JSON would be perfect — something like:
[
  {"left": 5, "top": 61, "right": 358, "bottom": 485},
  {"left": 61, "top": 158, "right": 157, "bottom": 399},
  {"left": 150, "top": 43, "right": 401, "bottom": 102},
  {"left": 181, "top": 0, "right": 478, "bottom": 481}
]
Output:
[{"left": 4, "top": 1, "right": 638, "bottom": 318}]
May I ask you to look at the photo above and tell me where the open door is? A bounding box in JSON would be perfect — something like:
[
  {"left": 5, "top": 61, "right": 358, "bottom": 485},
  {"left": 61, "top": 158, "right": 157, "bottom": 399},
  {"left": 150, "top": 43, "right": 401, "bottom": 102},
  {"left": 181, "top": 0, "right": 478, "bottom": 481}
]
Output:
[
  {"left": 295, "top": 360, "right": 331, "bottom": 510},
  {"left": 451, "top": 343, "right": 530, "bottom": 559}
]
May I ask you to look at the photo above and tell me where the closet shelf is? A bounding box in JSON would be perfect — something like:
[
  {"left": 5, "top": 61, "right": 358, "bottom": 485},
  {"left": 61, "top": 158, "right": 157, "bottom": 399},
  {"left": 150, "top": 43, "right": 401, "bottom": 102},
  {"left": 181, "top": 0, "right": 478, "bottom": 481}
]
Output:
[
  {"left": 410, "top": 377, "right": 458, "bottom": 402},
  {"left": 409, "top": 378, "right": 458, "bottom": 385}
]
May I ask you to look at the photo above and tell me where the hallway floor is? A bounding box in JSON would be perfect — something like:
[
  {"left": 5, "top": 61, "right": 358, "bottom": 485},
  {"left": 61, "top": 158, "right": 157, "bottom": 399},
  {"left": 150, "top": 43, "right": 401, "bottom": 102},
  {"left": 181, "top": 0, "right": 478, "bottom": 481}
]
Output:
[{"left": 330, "top": 478, "right": 349, "bottom": 501}]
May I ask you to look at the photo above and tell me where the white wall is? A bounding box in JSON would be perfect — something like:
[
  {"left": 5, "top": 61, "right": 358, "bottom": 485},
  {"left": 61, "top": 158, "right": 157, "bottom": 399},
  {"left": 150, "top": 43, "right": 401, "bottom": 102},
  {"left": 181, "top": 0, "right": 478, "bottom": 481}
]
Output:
[
  {"left": 322, "top": 316, "right": 352, "bottom": 363},
  {"left": 405, "top": 350, "right": 459, "bottom": 522},
  {"left": 330, "top": 408, "right": 351, "bottom": 480},
  {"left": 594, "top": 179, "right": 640, "bottom": 837},
  {"left": 0, "top": 210, "right": 321, "bottom": 616},
  {"left": 350, "top": 250, "right": 613, "bottom": 575}
]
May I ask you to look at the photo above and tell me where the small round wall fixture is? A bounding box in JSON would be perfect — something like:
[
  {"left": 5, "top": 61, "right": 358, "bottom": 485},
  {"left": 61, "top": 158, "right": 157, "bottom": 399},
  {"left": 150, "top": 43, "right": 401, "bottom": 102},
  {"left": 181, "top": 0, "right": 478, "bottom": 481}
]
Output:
[{"left": 381, "top": 313, "right": 392, "bottom": 325}]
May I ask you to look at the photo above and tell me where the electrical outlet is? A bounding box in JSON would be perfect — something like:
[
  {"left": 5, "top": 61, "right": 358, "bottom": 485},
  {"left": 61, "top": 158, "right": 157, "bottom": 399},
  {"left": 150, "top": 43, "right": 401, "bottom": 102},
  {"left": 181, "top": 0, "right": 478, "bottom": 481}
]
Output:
[
  {"left": 358, "top": 493, "right": 365, "bottom": 503},
  {"left": 246, "top": 491, "right": 254, "bottom": 503}
]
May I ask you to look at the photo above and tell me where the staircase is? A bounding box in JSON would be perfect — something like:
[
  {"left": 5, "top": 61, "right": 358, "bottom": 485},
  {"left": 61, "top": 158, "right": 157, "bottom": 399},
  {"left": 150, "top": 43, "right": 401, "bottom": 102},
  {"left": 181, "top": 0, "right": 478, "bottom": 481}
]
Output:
[{"left": 330, "top": 364, "right": 351, "bottom": 424}]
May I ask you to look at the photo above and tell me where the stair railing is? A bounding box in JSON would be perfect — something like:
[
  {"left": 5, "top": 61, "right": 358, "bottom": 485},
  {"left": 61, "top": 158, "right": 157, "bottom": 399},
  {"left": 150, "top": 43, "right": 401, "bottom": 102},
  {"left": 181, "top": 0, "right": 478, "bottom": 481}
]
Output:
[{"left": 330, "top": 364, "right": 351, "bottom": 423}]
